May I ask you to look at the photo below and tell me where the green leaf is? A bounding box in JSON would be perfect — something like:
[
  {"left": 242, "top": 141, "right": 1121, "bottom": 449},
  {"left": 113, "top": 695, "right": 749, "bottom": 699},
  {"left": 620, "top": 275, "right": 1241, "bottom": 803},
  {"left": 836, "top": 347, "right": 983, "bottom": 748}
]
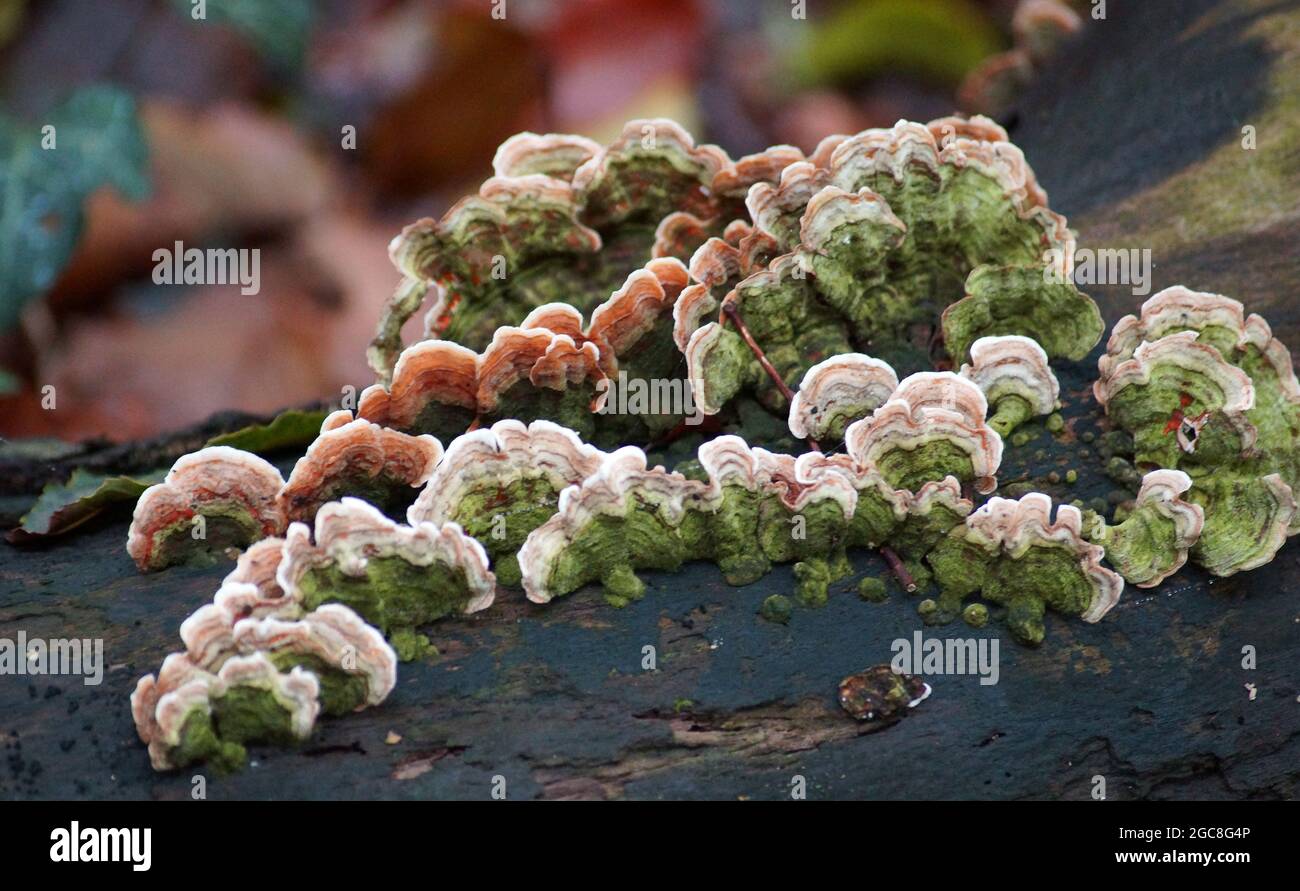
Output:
[
  {"left": 0, "top": 85, "right": 150, "bottom": 332},
  {"left": 7, "top": 467, "right": 166, "bottom": 543},
  {"left": 173, "top": 0, "right": 314, "bottom": 69},
  {"left": 206, "top": 407, "right": 330, "bottom": 453}
]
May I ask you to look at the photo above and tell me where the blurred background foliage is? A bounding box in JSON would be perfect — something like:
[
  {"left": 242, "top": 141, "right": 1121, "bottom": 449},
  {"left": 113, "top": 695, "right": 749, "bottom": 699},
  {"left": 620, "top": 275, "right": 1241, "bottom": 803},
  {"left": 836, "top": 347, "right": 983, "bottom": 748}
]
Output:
[{"left": 0, "top": 0, "right": 1082, "bottom": 443}]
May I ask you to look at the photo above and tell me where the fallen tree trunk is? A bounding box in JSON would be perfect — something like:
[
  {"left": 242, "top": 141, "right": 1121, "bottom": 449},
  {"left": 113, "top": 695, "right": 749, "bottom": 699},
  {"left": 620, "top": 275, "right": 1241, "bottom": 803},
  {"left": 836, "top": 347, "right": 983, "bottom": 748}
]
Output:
[{"left": 1, "top": 0, "right": 1297, "bottom": 800}]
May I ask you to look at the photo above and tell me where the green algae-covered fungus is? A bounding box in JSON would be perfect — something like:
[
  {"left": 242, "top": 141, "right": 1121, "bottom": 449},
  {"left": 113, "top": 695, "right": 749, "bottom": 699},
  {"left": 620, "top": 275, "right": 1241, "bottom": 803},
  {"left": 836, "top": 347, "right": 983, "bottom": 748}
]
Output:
[
  {"left": 1087, "top": 469, "right": 1204, "bottom": 588},
  {"left": 679, "top": 115, "right": 1097, "bottom": 413},
  {"left": 369, "top": 120, "right": 790, "bottom": 377},
  {"left": 473, "top": 325, "right": 608, "bottom": 440},
  {"left": 844, "top": 371, "right": 1004, "bottom": 496},
  {"left": 130, "top": 652, "right": 320, "bottom": 772},
  {"left": 941, "top": 264, "right": 1104, "bottom": 365},
  {"left": 515, "top": 422, "right": 985, "bottom": 608},
  {"left": 380, "top": 174, "right": 603, "bottom": 361},
  {"left": 1095, "top": 331, "right": 1257, "bottom": 469},
  {"left": 181, "top": 599, "right": 397, "bottom": 718},
  {"left": 372, "top": 115, "right": 1098, "bottom": 437},
  {"left": 790, "top": 118, "right": 1072, "bottom": 342},
  {"left": 134, "top": 545, "right": 400, "bottom": 772},
  {"left": 788, "top": 353, "right": 899, "bottom": 444},
  {"left": 958, "top": 335, "right": 1060, "bottom": 438},
  {"left": 406, "top": 419, "right": 607, "bottom": 587},
  {"left": 127, "top": 446, "right": 287, "bottom": 572},
  {"left": 684, "top": 253, "right": 854, "bottom": 415},
  {"left": 518, "top": 438, "right": 860, "bottom": 607},
  {"left": 1095, "top": 287, "right": 1300, "bottom": 575},
  {"left": 126, "top": 117, "right": 1294, "bottom": 777},
  {"left": 277, "top": 497, "right": 496, "bottom": 659},
  {"left": 361, "top": 323, "right": 607, "bottom": 442},
  {"left": 928, "top": 493, "right": 1124, "bottom": 645},
  {"left": 808, "top": 453, "right": 972, "bottom": 568},
  {"left": 359, "top": 260, "right": 697, "bottom": 447},
  {"left": 582, "top": 258, "right": 699, "bottom": 441}
]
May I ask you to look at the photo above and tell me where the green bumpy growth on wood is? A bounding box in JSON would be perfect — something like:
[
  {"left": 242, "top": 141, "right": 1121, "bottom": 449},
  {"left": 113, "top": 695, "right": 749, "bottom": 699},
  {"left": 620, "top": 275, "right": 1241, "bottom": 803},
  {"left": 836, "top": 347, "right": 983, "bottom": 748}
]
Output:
[
  {"left": 135, "top": 546, "right": 400, "bottom": 771},
  {"left": 687, "top": 255, "right": 855, "bottom": 415},
  {"left": 372, "top": 120, "right": 748, "bottom": 373},
  {"left": 516, "top": 407, "right": 989, "bottom": 608},
  {"left": 942, "top": 265, "right": 1104, "bottom": 365},
  {"left": 516, "top": 440, "right": 861, "bottom": 607},
  {"left": 128, "top": 115, "right": 1300, "bottom": 774}
]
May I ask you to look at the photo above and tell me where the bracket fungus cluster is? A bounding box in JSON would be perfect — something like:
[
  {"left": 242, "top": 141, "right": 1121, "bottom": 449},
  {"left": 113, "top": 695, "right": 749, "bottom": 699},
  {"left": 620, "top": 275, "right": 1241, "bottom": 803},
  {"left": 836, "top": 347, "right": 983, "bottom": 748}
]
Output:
[
  {"left": 843, "top": 372, "right": 1002, "bottom": 497},
  {"left": 927, "top": 494, "right": 1121, "bottom": 646},
  {"left": 358, "top": 258, "right": 694, "bottom": 445},
  {"left": 407, "top": 419, "right": 607, "bottom": 586},
  {"left": 1085, "top": 469, "right": 1204, "bottom": 589},
  {"left": 788, "top": 354, "right": 899, "bottom": 443},
  {"left": 786, "top": 340, "right": 1056, "bottom": 447},
  {"left": 371, "top": 119, "right": 784, "bottom": 373},
  {"left": 959, "top": 334, "right": 1060, "bottom": 437},
  {"left": 678, "top": 116, "right": 1101, "bottom": 423},
  {"left": 278, "top": 411, "right": 442, "bottom": 523},
  {"left": 132, "top": 652, "right": 322, "bottom": 773},
  {"left": 120, "top": 118, "right": 1296, "bottom": 770},
  {"left": 516, "top": 372, "right": 1000, "bottom": 609},
  {"left": 1095, "top": 287, "right": 1300, "bottom": 576},
  {"left": 517, "top": 438, "right": 861, "bottom": 608},
  {"left": 133, "top": 541, "right": 399, "bottom": 771},
  {"left": 278, "top": 498, "right": 496, "bottom": 658},
  {"left": 127, "top": 413, "right": 443, "bottom": 571},
  {"left": 364, "top": 116, "right": 1102, "bottom": 448},
  {"left": 127, "top": 447, "right": 287, "bottom": 571}
]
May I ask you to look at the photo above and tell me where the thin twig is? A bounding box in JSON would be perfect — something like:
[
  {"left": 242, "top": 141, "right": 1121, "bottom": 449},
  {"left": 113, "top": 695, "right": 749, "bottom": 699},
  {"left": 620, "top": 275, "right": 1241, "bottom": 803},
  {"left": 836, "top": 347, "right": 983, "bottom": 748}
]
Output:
[
  {"left": 880, "top": 545, "right": 917, "bottom": 592},
  {"left": 720, "top": 302, "right": 822, "bottom": 452}
]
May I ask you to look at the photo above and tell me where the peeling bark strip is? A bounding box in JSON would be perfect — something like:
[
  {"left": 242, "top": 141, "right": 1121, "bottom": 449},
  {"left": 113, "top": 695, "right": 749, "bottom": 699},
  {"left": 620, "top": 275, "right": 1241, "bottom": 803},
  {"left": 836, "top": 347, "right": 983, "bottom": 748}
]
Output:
[{"left": 534, "top": 698, "right": 902, "bottom": 800}]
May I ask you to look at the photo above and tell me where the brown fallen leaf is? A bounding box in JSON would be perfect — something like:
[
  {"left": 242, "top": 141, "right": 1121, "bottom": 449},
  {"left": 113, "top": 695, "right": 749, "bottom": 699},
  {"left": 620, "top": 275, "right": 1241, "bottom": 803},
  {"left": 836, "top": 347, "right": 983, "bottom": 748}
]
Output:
[
  {"left": 49, "top": 100, "right": 338, "bottom": 315},
  {"left": 33, "top": 252, "right": 337, "bottom": 441}
]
